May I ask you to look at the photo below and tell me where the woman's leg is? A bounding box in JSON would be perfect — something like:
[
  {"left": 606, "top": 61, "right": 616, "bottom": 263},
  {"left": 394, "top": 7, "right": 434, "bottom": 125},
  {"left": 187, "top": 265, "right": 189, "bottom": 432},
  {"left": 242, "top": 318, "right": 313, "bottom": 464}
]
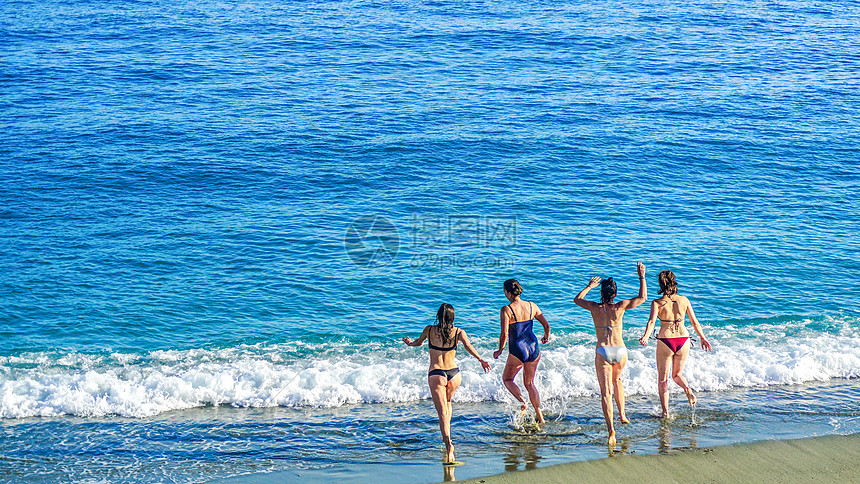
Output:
[
  {"left": 656, "top": 340, "right": 674, "bottom": 418},
  {"left": 595, "top": 352, "right": 615, "bottom": 444},
  {"left": 672, "top": 341, "right": 696, "bottom": 405},
  {"left": 502, "top": 356, "right": 527, "bottom": 413},
  {"left": 522, "top": 355, "right": 544, "bottom": 424},
  {"left": 446, "top": 373, "right": 462, "bottom": 424},
  {"left": 429, "top": 374, "right": 455, "bottom": 462},
  {"left": 612, "top": 353, "right": 630, "bottom": 424}
]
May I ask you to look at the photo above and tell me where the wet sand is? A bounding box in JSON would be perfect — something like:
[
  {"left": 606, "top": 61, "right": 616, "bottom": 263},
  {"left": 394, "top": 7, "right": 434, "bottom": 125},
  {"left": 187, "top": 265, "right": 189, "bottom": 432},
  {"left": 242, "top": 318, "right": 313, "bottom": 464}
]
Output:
[{"left": 457, "top": 433, "right": 860, "bottom": 484}]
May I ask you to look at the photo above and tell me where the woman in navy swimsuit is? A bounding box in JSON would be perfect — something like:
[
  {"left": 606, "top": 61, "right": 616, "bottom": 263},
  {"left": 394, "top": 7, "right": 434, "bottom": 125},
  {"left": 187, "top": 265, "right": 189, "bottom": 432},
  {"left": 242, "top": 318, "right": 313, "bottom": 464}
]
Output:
[
  {"left": 403, "top": 303, "right": 491, "bottom": 464},
  {"left": 639, "top": 270, "right": 712, "bottom": 418},
  {"left": 493, "top": 279, "right": 551, "bottom": 424}
]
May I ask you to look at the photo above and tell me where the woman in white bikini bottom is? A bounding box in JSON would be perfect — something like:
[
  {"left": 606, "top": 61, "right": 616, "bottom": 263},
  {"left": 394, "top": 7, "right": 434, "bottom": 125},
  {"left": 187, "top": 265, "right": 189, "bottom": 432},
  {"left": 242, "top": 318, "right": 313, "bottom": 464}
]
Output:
[
  {"left": 596, "top": 345, "right": 628, "bottom": 364},
  {"left": 574, "top": 262, "right": 647, "bottom": 446}
]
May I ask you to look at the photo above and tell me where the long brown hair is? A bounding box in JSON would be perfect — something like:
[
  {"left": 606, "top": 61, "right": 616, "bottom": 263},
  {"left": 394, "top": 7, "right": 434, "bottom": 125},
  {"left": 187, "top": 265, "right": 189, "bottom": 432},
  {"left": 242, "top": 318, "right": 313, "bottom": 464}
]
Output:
[
  {"left": 435, "top": 303, "right": 456, "bottom": 345},
  {"left": 658, "top": 270, "right": 678, "bottom": 295}
]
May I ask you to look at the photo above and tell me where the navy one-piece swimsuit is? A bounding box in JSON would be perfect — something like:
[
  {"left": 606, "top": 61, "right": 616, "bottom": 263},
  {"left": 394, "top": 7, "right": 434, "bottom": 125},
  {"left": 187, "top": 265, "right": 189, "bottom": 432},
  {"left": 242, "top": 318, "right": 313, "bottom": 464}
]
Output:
[{"left": 508, "top": 303, "right": 539, "bottom": 363}]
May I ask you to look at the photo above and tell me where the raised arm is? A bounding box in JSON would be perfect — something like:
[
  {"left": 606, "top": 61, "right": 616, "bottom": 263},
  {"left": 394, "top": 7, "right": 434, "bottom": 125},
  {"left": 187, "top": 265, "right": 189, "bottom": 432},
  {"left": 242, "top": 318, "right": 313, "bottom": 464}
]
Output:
[
  {"left": 493, "top": 307, "right": 510, "bottom": 360},
  {"left": 619, "top": 262, "right": 647, "bottom": 309},
  {"left": 686, "top": 299, "right": 712, "bottom": 351},
  {"left": 402, "top": 325, "right": 430, "bottom": 347},
  {"left": 574, "top": 276, "right": 601, "bottom": 309},
  {"left": 459, "top": 330, "right": 491, "bottom": 372},
  {"left": 639, "top": 300, "right": 659, "bottom": 346}
]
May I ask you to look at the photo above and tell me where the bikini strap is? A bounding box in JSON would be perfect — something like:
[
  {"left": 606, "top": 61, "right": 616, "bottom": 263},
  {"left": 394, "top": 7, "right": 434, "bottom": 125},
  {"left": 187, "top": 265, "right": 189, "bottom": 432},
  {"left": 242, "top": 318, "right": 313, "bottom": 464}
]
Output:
[
  {"left": 529, "top": 302, "right": 533, "bottom": 319},
  {"left": 508, "top": 304, "right": 517, "bottom": 322},
  {"left": 659, "top": 318, "right": 682, "bottom": 333},
  {"left": 430, "top": 327, "right": 458, "bottom": 351},
  {"left": 448, "top": 327, "right": 460, "bottom": 345}
]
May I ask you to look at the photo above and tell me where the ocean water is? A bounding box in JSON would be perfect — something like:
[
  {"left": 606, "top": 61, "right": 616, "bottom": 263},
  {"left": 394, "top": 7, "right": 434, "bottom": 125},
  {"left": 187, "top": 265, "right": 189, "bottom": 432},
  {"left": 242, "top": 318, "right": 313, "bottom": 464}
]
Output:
[{"left": 1, "top": 0, "right": 859, "bottom": 482}]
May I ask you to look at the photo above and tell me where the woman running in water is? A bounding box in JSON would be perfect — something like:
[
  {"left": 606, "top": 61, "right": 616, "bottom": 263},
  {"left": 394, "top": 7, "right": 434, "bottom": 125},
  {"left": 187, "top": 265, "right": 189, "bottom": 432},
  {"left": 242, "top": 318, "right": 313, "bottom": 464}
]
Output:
[
  {"left": 493, "top": 279, "right": 551, "bottom": 424},
  {"left": 574, "top": 262, "right": 647, "bottom": 445},
  {"left": 639, "top": 269, "right": 712, "bottom": 418},
  {"left": 403, "top": 303, "right": 491, "bottom": 464}
]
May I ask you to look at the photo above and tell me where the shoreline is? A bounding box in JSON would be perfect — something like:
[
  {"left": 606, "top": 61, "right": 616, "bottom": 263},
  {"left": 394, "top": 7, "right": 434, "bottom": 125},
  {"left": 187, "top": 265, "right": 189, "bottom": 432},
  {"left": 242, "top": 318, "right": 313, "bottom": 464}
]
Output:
[
  {"left": 457, "top": 433, "right": 860, "bottom": 484},
  {"left": 214, "top": 379, "right": 860, "bottom": 484}
]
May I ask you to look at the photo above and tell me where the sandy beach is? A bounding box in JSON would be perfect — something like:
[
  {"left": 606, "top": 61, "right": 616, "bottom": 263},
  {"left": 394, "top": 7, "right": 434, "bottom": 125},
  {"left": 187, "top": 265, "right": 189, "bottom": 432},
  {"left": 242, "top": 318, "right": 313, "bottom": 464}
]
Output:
[
  {"left": 4, "top": 1, "right": 860, "bottom": 482},
  {"left": 458, "top": 434, "right": 860, "bottom": 484}
]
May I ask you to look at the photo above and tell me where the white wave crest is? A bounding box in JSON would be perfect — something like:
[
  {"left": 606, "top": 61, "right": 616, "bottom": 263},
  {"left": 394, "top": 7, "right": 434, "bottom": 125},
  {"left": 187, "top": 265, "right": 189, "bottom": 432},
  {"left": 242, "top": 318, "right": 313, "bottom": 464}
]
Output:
[{"left": 1, "top": 320, "right": 858, "bottom": 418}]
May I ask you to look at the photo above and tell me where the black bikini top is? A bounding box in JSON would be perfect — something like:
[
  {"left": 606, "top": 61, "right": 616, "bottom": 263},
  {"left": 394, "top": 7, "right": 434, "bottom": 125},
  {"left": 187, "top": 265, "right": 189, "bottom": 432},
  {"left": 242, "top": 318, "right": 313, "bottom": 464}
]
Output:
[{"left": 429, "top": 328, "right": 459, "bottom": 352}]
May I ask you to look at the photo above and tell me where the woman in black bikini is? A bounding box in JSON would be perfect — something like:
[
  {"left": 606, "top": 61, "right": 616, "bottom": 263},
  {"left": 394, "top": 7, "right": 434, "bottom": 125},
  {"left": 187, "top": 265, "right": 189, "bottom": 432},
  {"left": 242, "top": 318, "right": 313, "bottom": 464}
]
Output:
[
  {"left": 403, "top": 303, "right": 491, "bottom": 464},
  {"left": 638, "top": 270, "right": 712, "bottom": 418}
]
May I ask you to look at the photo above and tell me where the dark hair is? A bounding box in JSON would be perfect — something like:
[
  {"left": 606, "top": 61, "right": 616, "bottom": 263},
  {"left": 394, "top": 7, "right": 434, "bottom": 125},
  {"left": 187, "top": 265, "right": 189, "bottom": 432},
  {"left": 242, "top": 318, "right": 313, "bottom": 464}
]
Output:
[
  {"left": 658, "top": 270, "right": 678, "bottom": 295},
  {"left": 435, "top": 303, "right": 456, "bottom": 345},
  {"left": 503, "top": 279, "right": 523, "bottom": 297},
  {"left": 600, "top": 277, "right": 617, "bottom": 304}
]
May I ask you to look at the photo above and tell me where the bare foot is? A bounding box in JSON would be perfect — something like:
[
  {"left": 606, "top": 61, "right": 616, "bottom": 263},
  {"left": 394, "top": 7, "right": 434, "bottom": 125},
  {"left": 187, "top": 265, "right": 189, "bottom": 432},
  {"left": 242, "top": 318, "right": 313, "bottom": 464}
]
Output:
[
  {"left": 620, "top": 415, "right": 630, "bottom": 424},
  {"left": 535, "top": 408, "right": 545, "bottom": 425},
  {"left": 661, "top": 411, "right": 670, "bottom": 419},
  {"left": 516, "top": 402, "right": 528, "bottom": 423},
  {"left": 608, "top": 432, "right": 616, "bottom": 447},
  {"left": 685, "top": 388, "right": 697, "bottom": 406},
  {"left": 443, "top": 440, "right": 455, "bottom": 464}
]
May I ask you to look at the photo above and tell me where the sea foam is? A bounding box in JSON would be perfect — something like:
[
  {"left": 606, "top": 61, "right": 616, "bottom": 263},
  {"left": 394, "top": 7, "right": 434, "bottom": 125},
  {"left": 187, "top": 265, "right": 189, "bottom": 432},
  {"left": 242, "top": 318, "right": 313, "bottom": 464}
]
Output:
[{"left": 1, "top": 318, "right": 858, "bottom": 418}]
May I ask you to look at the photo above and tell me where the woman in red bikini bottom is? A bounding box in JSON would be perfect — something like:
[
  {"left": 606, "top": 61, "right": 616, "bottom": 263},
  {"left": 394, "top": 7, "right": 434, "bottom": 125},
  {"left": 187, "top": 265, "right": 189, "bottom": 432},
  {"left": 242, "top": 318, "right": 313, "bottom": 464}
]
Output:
[{"left": 639, "top": 270, "right": 712, "bottom": 418}]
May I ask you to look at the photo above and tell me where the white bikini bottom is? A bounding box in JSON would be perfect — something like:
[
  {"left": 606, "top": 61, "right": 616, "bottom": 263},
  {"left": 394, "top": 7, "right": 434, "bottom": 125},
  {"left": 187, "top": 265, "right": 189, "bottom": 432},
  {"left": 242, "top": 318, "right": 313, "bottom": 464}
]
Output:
[{"left": 596, "top": 345, "right": 628, "bottom": 365}]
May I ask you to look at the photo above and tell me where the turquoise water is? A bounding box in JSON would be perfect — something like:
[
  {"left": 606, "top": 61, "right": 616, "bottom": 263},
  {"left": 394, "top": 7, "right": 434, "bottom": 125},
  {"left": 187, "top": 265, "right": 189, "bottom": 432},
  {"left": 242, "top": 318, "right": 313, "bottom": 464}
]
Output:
[{"left": 1, "top": 0, "right": 859, "bottom": 482}]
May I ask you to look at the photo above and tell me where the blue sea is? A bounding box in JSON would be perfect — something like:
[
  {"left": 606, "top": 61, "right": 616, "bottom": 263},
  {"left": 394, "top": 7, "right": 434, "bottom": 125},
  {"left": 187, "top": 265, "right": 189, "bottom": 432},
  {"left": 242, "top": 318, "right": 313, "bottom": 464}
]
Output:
[{"left": 1, "top": 0, "right": 859, "bottom": 482}]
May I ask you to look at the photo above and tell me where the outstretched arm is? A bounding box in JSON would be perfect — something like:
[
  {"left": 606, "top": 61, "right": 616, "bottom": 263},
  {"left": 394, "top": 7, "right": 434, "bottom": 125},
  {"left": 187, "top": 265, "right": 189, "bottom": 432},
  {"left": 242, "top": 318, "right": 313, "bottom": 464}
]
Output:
[
  {"left": 459, "top": 331, "right": 491, "bottom": 372},
  {"left": 493, "top": 308, "right": 510, "bottom": 359},
  {"left": 402, "top": 326, "right": 430, "bottom": 347},
  {"left": 687, "top": 300, "right": 712, "bottom": 351},
  {"left": 574, "top": 276, "right": 601, "bottom": 309},
  {"left": 619, "top": 262, "right": 647, "bottom": 309},
  {"left": 639, "top": 300, "right": 658, "bottom": 346},
  {"left": 534, "top": 305, "right": 550, "bottom": 344}
]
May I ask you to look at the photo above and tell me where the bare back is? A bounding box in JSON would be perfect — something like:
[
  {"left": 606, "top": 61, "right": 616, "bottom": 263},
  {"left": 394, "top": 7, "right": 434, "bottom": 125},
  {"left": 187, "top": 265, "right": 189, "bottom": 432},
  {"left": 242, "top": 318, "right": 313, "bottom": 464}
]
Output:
[
  {"left": 589, "top": 303, "right": 627, "bottom": 347},
  {"left": 427, "top": 325, "right": 460, "bottom": 370},
  {"left": 655, "top": 295, "right": 690, "bottom": 338},
  {"left": 503, "top": 299, "right": 533, "bottom": 324}
]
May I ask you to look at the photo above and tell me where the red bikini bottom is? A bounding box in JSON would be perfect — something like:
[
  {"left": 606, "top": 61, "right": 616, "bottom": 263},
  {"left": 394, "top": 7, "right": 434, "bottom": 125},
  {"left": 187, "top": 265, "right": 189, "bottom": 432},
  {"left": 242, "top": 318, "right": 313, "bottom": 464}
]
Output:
[{"left": 658, "top": 337, "right": 690, "bottom": 354}]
